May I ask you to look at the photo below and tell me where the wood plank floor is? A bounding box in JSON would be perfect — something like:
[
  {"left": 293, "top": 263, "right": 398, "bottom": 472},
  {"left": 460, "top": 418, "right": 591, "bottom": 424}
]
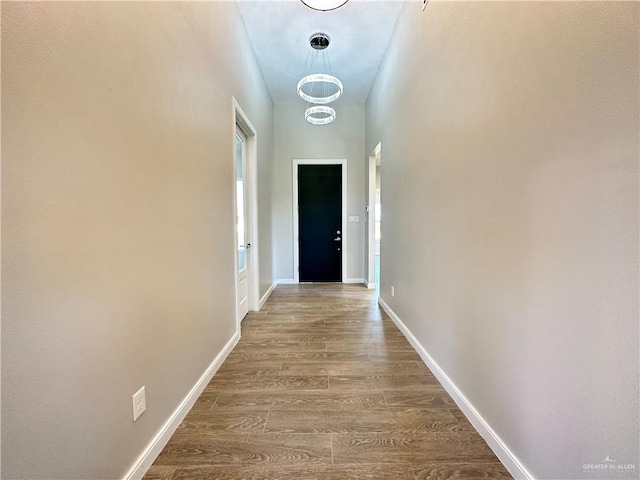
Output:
[{"left": 146, "top": 284, "right": 511, "bottom": 480}]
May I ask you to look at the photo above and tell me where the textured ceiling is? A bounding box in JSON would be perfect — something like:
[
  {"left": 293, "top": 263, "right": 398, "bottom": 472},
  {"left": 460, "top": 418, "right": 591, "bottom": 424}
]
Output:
[{"left": 236, "top": 0, "right": 406, "bottom": 104}]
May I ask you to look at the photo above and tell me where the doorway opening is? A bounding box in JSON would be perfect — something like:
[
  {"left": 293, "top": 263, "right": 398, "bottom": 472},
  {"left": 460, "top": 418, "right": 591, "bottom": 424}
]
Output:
[
  {"left": 292, "top": 159, "right": 347, "bottom": 283},
  {"left": 233, "top": 98, "right": 259, "bottom": 325},
  {"left": 367, "top": 143, "right": 381, "bottom": 293}
]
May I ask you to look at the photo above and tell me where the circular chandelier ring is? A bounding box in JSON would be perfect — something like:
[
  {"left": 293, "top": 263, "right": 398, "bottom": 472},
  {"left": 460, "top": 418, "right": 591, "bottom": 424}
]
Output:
[
  {"left": 301, "top": 0, "right": 349, "bottom": 11},
  {"left": 297, "top": 74, "right": 343, "bottom": 105},
  {"left": 305, "top": 106, "right": 336, "bottom": 125}
]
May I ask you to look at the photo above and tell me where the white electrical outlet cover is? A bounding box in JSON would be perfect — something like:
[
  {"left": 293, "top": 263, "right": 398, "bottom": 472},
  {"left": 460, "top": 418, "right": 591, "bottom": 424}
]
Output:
[{"left": 132, "top": 386, "right": 146, "bottom": 421}]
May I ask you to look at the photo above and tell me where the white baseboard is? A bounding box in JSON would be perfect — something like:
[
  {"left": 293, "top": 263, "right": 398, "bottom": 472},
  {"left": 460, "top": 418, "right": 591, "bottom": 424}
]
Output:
[
  {"left": 259, "top": 282, "right": 277, "bottom": 309},
  {"left": 378, "top": 297, "right": 534, "bottom": 480},
  {"left": 277, "top": 279, "right": 367, "bottom": 286},
  {"left": 364, "top": 280, "right": 376, "bottom": 289},
  {"left": 123, "top": 331, "right": 240, "bottom": 480}
]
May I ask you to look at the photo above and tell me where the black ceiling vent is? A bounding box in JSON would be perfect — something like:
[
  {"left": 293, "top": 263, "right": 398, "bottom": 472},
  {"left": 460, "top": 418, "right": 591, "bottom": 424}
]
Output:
[{"left": 309, "top": 33, "right": 330, "bottom": 50}]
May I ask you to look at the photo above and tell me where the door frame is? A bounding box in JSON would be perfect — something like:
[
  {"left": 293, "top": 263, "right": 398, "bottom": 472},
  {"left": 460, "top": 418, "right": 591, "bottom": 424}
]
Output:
[
  {"left": 292, "top": 159, "right": 347, "bottom": 283},
  {"left": 232, "top": 97, "right": 259, "bottom": 325},
  {"left": 366, "top": 155, "right": 377, "bottom": 289},
  {"left": 366, "top": 142, "right": 381, "bottom": 289}
]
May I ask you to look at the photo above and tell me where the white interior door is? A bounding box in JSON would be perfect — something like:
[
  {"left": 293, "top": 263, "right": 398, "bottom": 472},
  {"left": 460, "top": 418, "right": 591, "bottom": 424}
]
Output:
[{"left": 235, "top": 127, "right": 249, "bottom": 322}]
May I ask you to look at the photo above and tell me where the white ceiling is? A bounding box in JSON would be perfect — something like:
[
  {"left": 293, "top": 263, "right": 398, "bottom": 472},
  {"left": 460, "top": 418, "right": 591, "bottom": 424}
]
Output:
[{"left": 236, "top": 0, "right": 406, "bottom": 105}]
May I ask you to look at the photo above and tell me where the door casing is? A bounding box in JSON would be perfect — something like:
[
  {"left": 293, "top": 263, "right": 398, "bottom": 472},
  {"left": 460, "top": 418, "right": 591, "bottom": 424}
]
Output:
[
  {"left": 292, "top": 159, "right": 347, "bottom": 283},
  {"left": 366, "top": 142, "right": 381, "bottom": 289},
  {"left": 233, "top": 98, "right": 259, "bottom": 326},
  {"left": 366, "top": 154, "right": 377, "bottom": 289}
]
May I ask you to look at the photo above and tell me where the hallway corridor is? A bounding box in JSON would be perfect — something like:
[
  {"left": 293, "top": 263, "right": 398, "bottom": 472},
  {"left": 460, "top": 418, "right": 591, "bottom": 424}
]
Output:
[{"left": 145, "top": 285, "right": 511, "bottom": 479}]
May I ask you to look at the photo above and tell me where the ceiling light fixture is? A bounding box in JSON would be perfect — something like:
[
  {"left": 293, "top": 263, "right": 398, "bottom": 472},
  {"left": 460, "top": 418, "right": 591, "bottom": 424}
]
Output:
[
  {"left": 297, "top": 74, "right": 343, "bottom": 105},
  {"left": 301, "top": 0, "right": 349, "bottom": 12},
  {"left": 305, "top": 106, "right": 336, "bottom": 125},
  {"left": 297, "top": 32, "right": 343, "bottom": 125}
]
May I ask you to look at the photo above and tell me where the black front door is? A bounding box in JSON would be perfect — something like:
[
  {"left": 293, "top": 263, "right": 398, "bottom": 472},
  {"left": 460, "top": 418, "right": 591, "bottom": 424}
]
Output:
[{"left": 298, "top": 165, "right": 342, "bottom": 282}]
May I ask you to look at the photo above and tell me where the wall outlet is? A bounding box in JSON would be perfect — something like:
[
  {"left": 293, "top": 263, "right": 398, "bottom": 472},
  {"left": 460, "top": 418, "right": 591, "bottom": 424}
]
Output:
[
  {"left": 391, "top": 285, "right": 395, "bottom": 298},
  {"left": 132, "top": 386, "right": 146, "bottom": 422}
]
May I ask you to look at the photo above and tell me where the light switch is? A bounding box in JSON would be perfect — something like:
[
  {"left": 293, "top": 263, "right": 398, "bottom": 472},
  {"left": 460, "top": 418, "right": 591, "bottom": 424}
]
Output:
[{"left": 348, "top": 216, "right": 360, "bottom": 223}]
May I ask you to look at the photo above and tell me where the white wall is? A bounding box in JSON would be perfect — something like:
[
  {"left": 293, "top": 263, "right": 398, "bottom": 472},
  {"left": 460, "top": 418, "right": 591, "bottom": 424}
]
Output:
[
  {"left": 2, "top": 2, "right": 274, "bottom": 478},
  {"left": 366, "top": 2, "right": 639, "bottom": 479},
  {"left": 274, "top": 103, "right": 366, "bottom": 282}
]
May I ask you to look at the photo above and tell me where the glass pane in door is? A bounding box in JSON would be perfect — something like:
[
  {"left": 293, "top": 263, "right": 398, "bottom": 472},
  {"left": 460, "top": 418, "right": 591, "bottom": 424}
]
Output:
[{"left": 235, "top": 132, "right": 246, "bottom": 271}]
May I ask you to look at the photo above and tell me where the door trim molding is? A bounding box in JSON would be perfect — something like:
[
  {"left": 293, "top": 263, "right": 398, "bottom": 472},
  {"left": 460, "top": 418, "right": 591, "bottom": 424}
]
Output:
[
  {"left": 292, "top": 159, "right": 347, "bottom": 283},
  {"left": 233, "top": 97, "right": 259, "bottom": 326},
  {"left": 367, "top": 147, "right": 380, "bottom": 288}
]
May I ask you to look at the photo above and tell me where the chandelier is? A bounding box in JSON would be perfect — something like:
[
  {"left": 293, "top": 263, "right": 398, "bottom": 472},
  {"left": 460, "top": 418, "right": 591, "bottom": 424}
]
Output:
[
  {"left": 297, "top": 74, "right": 343, "bottom": 105},
  {"left": 297, "top": 33, "right": 343, "bottom": 125},
  {"left": 300, "top": 0, "right": 349, "bottom": 11},
  {"left": 305, "top": 106, "right": 336, "bottom": 125}
]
